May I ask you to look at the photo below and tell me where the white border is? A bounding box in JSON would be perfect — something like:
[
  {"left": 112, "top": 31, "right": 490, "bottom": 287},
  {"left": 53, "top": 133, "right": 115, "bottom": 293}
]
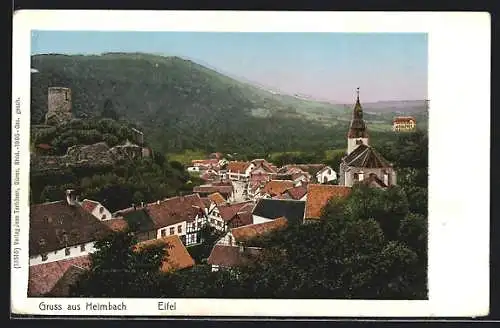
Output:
[{"left": 11, "top": 10, "right": 490, "bottom": 317}]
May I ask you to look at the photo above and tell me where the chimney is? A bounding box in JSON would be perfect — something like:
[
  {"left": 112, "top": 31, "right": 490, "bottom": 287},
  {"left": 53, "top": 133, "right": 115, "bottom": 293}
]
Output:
[
  {"left": 358, "top": 171, "right": 364, "bottom": 181},
  {"left": 65, "top": 189, "right": 77, "bottom": 206},
  {"left": 141, "top": 201, "right": 144, "bottom": 208}
]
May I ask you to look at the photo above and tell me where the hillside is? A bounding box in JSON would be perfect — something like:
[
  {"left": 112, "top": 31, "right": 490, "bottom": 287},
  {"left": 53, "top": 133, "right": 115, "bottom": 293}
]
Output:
[{"left": 31, "top": 53, "right": 419, "bottom": 155}]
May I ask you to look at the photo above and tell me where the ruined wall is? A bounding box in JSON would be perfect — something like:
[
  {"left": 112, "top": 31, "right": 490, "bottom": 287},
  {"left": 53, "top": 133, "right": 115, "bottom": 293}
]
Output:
[{"left": 45, "top": 87, "right": 72, "bottom": 125}]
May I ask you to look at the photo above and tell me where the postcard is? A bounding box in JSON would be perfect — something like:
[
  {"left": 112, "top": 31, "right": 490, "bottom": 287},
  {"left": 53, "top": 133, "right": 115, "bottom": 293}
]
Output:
[{"left": 11, "top": 10, "right": 490, "bottom": 317}]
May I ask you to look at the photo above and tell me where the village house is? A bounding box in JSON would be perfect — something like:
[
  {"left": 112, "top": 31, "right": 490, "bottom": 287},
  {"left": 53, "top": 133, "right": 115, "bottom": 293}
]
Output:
[
  {"left": 227, "top": 161, "right": 255, "bottom": 181},
  {"left": 81, "top": 199, "right": 113, "bottom": 221},
  {"left": 315, "top": 166, "right": 337, "bottom": 184},
  {"left": 133, "top": 235, "right": 195, "bottom": 273},
  {"left": 209, "top": 201, "right": 255, "bottom": 231},
  {"left": 303, "top": 184, "right": 351, "bottom": 222},
  {"left": 392, "top": 116, "right": 417, "bottom": 132},
  {"left": 29, "top": 190, "right": 127, "bottom": 266},
  {"left": 252, "top": 198, "right": 306, "bottom": 226},
  {"left": 217, "top": 217, "right": 288, "bottom": 247},
  {"left": 339, "top": 88, "right": 397, "bottom": 187},
  {"left": 193, "top": 183, "right": 235, "bottom": 202},
  {"left": 277, "top": 185, "right": 308, "bottom": 201},
  {"left": 207, "top": 245, "right": 263, "bottom": 272},
  {"left": 115, "top": 194, "right": 208, "bottom": 246},
  {"left": 258, "top": 180, "right": 296, "bottom": 199}
]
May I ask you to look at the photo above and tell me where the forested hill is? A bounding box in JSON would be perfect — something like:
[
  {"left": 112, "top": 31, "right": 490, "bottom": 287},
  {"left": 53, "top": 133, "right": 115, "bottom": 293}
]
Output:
[{"left": 30, "top": 53, "right": 361, "bottom": 155}]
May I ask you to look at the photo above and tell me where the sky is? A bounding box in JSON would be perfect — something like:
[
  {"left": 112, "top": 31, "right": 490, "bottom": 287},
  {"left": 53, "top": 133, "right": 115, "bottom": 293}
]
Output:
[{"left": 31, "top": 31, "right": 427, "bottom": 103}]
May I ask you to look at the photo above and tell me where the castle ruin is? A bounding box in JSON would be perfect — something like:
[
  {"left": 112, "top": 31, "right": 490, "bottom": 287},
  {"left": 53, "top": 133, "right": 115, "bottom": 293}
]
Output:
[{"left": 45, "top": 87, "right": 73, "bottom": 125}]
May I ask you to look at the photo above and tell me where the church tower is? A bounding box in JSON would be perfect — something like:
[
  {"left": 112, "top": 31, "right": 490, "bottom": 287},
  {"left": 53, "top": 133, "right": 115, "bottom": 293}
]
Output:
[{"left": 346, "top": 87, "right": 369, "bottom": 155}]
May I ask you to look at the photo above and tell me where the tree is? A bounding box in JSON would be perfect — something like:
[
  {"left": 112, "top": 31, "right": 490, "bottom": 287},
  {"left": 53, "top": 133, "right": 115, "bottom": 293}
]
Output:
[
  {"left": 70, "top": 230, "right": 166, "bottom": 297},
  {"left": 102, "top": 99, "right": 119, "bottom": 120}
]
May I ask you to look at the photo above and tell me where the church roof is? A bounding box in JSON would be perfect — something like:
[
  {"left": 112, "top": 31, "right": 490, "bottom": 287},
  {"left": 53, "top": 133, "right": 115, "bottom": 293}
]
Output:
[{"left": 343, "top": 144, "right": 392, "bottom": 169}]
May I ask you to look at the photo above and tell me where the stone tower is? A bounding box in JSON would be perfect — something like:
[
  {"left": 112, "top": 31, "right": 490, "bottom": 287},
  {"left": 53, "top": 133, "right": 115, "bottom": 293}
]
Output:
[
  {"left": 346, "top": 87, "right": 369, "bottom": 155},
  {"left": 45, "top": 87, "right": 72, "bottom": 125}
]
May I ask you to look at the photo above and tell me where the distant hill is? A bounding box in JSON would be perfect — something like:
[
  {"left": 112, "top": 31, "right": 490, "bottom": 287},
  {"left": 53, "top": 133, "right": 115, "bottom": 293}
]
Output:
[{"left": 30, "top": 52, "right": 411, "bottom": 155}]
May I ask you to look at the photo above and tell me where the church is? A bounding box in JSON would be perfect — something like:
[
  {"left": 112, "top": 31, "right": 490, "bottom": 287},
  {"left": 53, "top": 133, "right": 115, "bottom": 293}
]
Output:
[{"left": 338, "top": 88, "right": 397, "bottom": 188}]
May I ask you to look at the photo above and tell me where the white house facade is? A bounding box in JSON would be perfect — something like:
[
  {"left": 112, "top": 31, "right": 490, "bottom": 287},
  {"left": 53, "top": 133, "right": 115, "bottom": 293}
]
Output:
[
  {"left": 29, "top": 241, "right": 97, "bottom": 266},
  {"left": 316, "top": 166, "right": 337, "bottom": 184}
]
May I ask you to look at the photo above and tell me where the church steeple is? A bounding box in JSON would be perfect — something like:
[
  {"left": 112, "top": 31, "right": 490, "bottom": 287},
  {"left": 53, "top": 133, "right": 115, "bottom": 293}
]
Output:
[
  {"left": 346, "top": 87, "right": 369, "bottom": 154},
  {"left": 348, "top": 87, "right": 368, "bottom": 138}
]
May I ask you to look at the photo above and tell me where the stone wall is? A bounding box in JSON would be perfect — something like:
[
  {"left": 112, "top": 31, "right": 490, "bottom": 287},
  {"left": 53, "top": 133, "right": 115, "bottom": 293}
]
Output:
[{"left": 45, "top": 87, "right": 72, "bottom": 125}]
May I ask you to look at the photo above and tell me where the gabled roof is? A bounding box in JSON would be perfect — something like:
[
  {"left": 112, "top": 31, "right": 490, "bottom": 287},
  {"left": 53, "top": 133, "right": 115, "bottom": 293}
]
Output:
[
  {"left": 304, "top": 184, "right": 351, "bottom": 219},
  {"left": 261, "top": 180, "right": 295, "bottom": 197},
  {"left": 119, "top": 208, "right": 156, "bottom": 233},
  {"left": 200, "top": 197, "right": 212, "bottom": 209},
  {"left": 284, "top": 185, "right": 308, "bottom": 200},
  {"left": 252, "top": 198, "right": 305, "bottom": 226},
  {"left": 29, "top": 201, "right": 114, "bottom": 255},
  {"left": 342, "top": 144, "right": 392, "bottom": 168},
  {"left": 47, "top": 265, "right": 87, "bottom": 297},
  {"left": 316, "top": 165, "right": 335, "bottom": 176},
  {"left": 208, "top": 192, "right": 226, "bottom": 206},
  {"left": 207, "top": 245, "right": 262, "bottom": 267},
  {"left": 146, "top": 194, "right": 206, "bottom": 228},
  {"left": 102, "top": 217, "right": 129, "bottom": 232},
  {"left": 228, "top": 211, "right": 254, "bottom": 228},
  {"left": 193, "top": 184, "right": 234, "bottom": 195},
  {"left": 134, "top": 235, "right": 195, "bottom": 272},
  {"left": 218, "top": 201, "right": 254, "bottom": 221},
  {"left": 28, "top": 255, "right": 90, "bottom": 296},
  {"left": 227, "top": 161, "right": 252, "bottom": 173},
  {"left": 80, "top": 199, "right": 99, "bottom": 213},
  {"left": 231, "top": 217, "right": 288, "bottom": 243}
]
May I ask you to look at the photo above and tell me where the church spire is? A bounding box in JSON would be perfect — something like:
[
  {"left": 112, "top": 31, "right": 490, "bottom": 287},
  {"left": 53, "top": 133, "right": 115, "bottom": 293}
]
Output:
[{"left": 347, "top": 87, "right": 368, "bottom": 139}]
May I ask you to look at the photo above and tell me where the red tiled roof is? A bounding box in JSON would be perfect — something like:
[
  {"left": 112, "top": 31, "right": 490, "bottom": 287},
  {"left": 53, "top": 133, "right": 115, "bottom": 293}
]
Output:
[
  {"left": 29, "top": 201, "right": 113, "bottom": 256},
  {"left": 28, "top": 255, "right": 90, "bottom": 296},
  {"left": 81, "top": 199, "right": 99, "bottom": 213},
  {"left": 102, "top": 218, "right": 129, "bottom": 232},
  {"left": 393, "top": 116, "right": 416, "bottom": 123},
  {"left": 231, "top": 217, "right": 288, "bottom": 243},
  {"left": 146, "top": 194, "right": 206, "bottom": 228},
  {"left": 304, "top": 184, "right": 351, "bottom": 219},
  {"left": 207, "top": 245, "right": 262, "bottom": 267},
  {"left": 218, "top": 201, "right": 254, "bottom": 221},
  {"left": 200, "top": 197, "right": 212, "bottom": 208},
  {"left": 208, "top": 192, "right": 226, "bottom": 206},
  {"left": 228, "top": 211, "right": 254, "bottom": 228},
  {"left": 227, "top": 161, "right": 252, "bottom": 174},
  {"left": 284, "top": 185, "right": 308, "bottom": 200},
  {"left": 193, "top": 185, "right": 234, "bottom": 195},
  {"left": 134, "top": 235, "right": 195, "bottom": 272},
  {"left": 261, "top": 180, "right": 295, "bottom": 197},
  {"left": 192, "top": 159, "right": 219, "bottom": 166}
]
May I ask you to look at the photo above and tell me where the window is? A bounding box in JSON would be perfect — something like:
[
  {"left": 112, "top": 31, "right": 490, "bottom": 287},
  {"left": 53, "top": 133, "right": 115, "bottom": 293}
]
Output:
[
  {"left": 65, "top": 248, "right": 71, "bottom": 256},
  {"left": 101, "top": 215, "right": 106, "bottom": 220},
  {"left": 41, "top": 253, "right": 48, "bottom": 262},
  {"left": 99, "top": 207, "right": 104, "bottom": 214},
  {"left": 80, "top": 244, "right": 86, "bottom": 252},
  {"left": 228, "top": 235, "right": 232, "bottom": 245},
  {"left": 327, "top": 169, "right": 331, "bottom": 175},
  {"left": 170, "top": 227, "right": 175, "bottom": 235},
  {"left": 161, "top": 229, "right": 166, "bottom": 237},
  {"left": 353, "top": 173, "right": 359, "bottom": 180},
  {"left": 177, "top": 225, "right": 182, "bottom": 234}
]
